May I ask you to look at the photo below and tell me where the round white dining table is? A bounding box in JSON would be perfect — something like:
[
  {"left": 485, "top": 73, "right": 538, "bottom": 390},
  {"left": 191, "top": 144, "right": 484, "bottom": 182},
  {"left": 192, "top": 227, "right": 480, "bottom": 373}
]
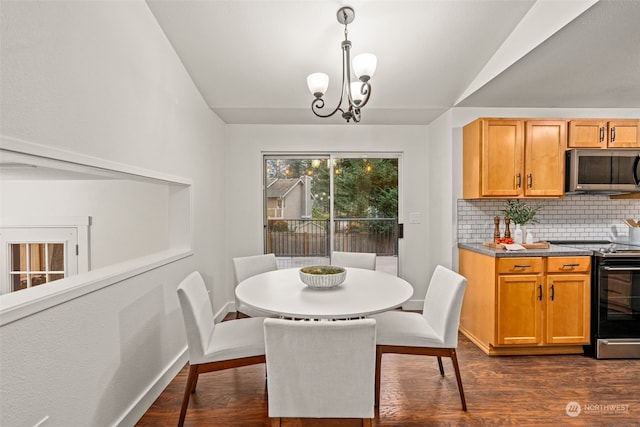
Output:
[{"left": 235, "top": 267, "right": 414, "bottom": 319}]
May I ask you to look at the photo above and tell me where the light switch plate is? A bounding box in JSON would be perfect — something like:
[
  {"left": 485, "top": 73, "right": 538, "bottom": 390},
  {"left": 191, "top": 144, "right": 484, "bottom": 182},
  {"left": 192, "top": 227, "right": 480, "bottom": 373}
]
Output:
[{"left": 409, "top": 212, "right": 422, "bottom": 224}]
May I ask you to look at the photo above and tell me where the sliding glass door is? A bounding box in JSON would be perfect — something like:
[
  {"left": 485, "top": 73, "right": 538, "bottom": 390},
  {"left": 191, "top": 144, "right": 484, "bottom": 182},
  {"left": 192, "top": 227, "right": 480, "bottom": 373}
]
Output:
[{"left": 264, "top": 153, "right": 400, "bottom": 275}]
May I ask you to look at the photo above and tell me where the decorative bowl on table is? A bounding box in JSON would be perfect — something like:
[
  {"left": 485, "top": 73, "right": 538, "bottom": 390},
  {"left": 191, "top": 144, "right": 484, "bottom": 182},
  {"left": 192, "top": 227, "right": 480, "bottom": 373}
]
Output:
[{"left": 299, "top": 265, "right": 347, "bottom": 288}]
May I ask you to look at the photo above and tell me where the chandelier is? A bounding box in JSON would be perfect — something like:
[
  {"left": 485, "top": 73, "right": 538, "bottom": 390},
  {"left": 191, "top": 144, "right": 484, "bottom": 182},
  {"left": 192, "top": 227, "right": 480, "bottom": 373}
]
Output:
[{"left": 307, "top": 6, "right": 377, "bottom": 123}]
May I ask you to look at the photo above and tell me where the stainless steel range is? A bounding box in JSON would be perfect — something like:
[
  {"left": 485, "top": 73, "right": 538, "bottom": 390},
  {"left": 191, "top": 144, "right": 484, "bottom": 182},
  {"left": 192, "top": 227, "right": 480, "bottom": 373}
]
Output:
[{"left": 551, "top": 241, "right": 640, "bottom": 359}]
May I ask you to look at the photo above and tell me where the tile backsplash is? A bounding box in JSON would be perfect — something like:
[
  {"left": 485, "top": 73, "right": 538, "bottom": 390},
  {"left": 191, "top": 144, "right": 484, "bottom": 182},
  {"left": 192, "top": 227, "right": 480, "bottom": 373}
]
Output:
[{"left": 457, "top": 195, "right": 640, "bottom": 243}]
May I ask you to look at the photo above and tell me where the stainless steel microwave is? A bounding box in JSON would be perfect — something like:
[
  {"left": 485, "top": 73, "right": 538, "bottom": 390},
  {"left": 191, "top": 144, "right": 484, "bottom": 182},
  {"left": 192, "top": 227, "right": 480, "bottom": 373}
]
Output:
[{"left": 565, "top": 149, "right": 640, "bottom": 193}]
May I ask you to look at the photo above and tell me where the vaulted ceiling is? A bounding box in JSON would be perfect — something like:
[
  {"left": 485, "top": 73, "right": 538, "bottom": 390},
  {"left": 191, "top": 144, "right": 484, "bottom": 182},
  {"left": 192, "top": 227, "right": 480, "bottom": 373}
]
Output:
[{"left": 149, "top": 1, "right": 638, "bottom": 125}]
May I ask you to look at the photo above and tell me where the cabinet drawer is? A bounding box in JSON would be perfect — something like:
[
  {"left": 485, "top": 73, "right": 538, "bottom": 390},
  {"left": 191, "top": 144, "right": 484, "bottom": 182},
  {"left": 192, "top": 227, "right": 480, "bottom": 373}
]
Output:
[
  {"left": 497, "top": 257, "right": 543, "bottom": 274},
  {"left": 547, "top": 256, "right": 591, "bottom": 273}
]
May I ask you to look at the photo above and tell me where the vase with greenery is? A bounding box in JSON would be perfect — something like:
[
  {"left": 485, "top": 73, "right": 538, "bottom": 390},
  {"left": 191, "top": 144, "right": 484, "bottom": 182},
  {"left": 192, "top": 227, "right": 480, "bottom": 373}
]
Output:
[
  {"left": 502, "top": 200, "right": 541, "bottom": 244},
  {"left": 501, "top": 199, "right": 541, "bottom": 226}
]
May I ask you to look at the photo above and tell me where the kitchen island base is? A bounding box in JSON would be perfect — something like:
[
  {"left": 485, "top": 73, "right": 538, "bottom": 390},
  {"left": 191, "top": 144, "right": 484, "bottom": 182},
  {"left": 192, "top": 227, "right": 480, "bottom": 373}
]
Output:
[
  {"left": 458, "top": 247, "right": 591, "bottom": 356},
  {"left": 459, "top": 326, "right": 585, "bottom": 356}
]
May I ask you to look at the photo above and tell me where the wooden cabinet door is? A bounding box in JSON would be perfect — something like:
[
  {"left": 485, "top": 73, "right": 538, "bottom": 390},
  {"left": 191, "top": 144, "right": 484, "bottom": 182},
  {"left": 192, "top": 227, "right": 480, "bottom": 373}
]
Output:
[
  {"left": 545, "top": 274, "right": 590, "bottom": 344},
  {"left": 524, "top": 120, "right": 566, "bottom": 197},
  {"left": 481, "top": 120, "right": 523, "bottom": 197},
  {"left": 496, "top": 274, "right": 542, "bottom": 346},
  {"left": 608, "top": 120, "right": 640, "bottom": 148},
  {"left": 568, "top": 119, "right": 639, "bottom": 148},
  {"left": 568, "top": 120, "right": 606, "bottom": 148}
]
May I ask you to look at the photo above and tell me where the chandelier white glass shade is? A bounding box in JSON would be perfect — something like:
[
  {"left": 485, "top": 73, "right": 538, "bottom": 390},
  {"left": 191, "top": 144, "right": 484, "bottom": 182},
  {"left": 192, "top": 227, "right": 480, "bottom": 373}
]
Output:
[
  {"left": 307, "top": 6, "right": 377, "bottom": 123},
  {"left": 307, "top": 73, "right": 329, "bottom": 98}
]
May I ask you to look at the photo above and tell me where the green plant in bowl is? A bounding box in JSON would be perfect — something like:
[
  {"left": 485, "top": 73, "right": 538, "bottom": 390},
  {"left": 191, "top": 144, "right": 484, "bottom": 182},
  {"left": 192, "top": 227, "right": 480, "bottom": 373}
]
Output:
[
  {"left": 300, "top": 266, "right": 345, "bottom": 275},
  {"left": 299, "top": 265, "right": 347, "bottom": 288}
]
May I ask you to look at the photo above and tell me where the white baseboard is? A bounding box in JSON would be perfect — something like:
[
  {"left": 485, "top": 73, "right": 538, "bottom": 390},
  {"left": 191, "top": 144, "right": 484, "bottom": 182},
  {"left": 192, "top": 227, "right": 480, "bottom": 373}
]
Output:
[
  {"left": 116, "top": 302, "right": 235, "bottom": 426},
  {"left": 115, "top": 348, "right": 189, "bottom": 427},
  {"left": 215, "top": 302, "right": 235, "bottom": 323}
]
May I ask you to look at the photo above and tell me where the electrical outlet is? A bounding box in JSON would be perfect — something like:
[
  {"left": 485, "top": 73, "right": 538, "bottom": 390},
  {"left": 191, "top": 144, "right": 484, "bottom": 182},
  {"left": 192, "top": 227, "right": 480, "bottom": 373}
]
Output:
[{"left": 409, "top": 212, "right": 422, "bottom": 224}]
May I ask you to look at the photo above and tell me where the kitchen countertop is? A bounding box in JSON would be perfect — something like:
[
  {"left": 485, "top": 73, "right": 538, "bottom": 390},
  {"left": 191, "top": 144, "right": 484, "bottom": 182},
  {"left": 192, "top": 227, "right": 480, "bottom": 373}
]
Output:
[{"left": 458, "top": 242, "right": 593, "bottom": 258}]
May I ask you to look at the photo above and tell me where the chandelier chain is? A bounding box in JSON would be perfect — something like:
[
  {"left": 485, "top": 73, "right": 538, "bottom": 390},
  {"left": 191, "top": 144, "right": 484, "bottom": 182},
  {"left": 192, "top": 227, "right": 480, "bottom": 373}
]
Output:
[{"left": 343, "top": 11, "right": 349, "bottom": 41}]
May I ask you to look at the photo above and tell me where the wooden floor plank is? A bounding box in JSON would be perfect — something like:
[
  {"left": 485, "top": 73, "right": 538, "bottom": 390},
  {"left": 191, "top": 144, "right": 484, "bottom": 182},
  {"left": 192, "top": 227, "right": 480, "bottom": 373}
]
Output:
[{"left": 136, "top": 314, "right": 640, "bottom": 426}]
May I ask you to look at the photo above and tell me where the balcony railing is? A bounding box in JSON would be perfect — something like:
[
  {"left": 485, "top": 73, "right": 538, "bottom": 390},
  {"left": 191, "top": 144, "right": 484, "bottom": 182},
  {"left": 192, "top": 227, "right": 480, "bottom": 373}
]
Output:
[{"left": 266, "top": 218, "right": 398, "bottom": 257}]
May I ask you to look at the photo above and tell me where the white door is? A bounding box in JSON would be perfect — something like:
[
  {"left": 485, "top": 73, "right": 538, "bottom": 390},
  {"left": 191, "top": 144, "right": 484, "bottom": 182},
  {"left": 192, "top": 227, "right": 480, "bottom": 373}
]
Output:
[{"left": 0, "top": 227, "right": 78, "bottom": 295}]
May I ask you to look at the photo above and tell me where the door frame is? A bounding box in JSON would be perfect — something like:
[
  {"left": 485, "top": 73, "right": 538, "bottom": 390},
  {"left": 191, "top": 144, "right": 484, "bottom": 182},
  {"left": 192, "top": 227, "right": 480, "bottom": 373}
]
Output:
[
  {"left": 0, "top": 216, "right": 90, "bottom": 294},
  {"left": 263, "top": 152, "right": 403, "bottom": 276}
]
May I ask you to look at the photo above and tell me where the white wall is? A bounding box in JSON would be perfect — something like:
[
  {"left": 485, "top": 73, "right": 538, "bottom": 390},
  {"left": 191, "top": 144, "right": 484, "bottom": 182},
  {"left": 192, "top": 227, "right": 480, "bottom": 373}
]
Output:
[
  {"left": 0, "top": 256, "right": 194, "bottom": 426},
  {"left": 1, "top": 179, "right": 170, "bottom": 269},
  {"left": 224, "top": 124, "right": 430, "bottom": 309},
  {"left": 427, "top": 110, "right": 458, "bottom": 271},
  {"left": 0, "top": 1, "right": 224, "bottom": 426}
]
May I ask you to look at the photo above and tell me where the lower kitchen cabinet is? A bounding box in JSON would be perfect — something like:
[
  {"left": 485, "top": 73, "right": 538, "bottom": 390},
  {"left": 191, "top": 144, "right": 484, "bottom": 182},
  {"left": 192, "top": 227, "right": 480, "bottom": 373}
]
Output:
[
  {"left": 496, "top": 257, "right": 544, "bottom": 346},
  {"left": 545, "top": 257, "right": 591, "bottom": 344},
  {"left": 459, "top": 249, "right": 590, "bottom": 355},
  {"left": 496, "top": 273, "right": 542, "bottom": 346}
]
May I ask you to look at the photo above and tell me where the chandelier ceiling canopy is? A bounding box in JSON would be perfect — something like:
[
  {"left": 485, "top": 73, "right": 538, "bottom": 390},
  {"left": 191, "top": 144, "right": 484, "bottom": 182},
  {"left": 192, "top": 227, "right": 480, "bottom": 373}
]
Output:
[{"left": 307, "top": 6, "right": 377, "bottom": 123}]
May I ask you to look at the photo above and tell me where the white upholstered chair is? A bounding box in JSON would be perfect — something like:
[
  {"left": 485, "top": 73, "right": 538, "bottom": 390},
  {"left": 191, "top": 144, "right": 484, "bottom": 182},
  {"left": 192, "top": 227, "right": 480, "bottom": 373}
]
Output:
[
  {"left": 232, "top": 253, "right": 278, "bottom": 318},
  {"left": 331, "top": 251, "right": 377, "bottom": 270},
  {"left": 264, "top": 318, "right": 377, "bottom": 427},
  {"left": 176, "top": 271, "right": 266, "bottom": 426},
  {"left": 371, "top": 265, "right": 468, "bottom": 410}
]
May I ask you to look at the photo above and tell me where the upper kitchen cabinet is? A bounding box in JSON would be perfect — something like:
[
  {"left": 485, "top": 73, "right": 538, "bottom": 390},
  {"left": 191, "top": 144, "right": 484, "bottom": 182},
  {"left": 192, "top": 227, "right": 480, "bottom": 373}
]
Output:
[
  {"left": 463, "top": 118, "right": 522, "bottom": 198},
  {"left": 524, "top": 120, "right": 567, "bottom": 197},
  {"left": 463, "top": 118, "right": 566, "bottom": 199},
  {"left": 568, "top": 119, "right": 640, "bottom": 149}
]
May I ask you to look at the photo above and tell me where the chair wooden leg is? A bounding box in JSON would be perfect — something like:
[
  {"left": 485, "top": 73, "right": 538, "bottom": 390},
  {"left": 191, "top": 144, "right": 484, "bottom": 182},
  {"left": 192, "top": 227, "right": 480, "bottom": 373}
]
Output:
[
  {"left": 437, "top": 356, "right": 445, "bottom": 376},
  {"left": 450, "top": 349, "right": 467, "bottom": 411},
  {"left": 270, "top": 417, "right": 282, "bottom": 427},
  {"left": 376, "top": 346, "right": 466, "bottom": 411},
  {"left": 190, "top": 371, "right": 199, "bottom": 393},
  {"left": 375, "top": 346, "right": 383, "bottom": 407},
  {"left": 178, "top": 364, "right": 200, "bottom": 426}
]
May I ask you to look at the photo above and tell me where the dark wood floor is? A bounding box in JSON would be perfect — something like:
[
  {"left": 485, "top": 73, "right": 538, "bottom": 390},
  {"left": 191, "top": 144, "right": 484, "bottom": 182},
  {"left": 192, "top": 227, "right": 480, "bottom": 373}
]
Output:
[{"left": 137, "top": 314, "right": 640, "bottom": 427}]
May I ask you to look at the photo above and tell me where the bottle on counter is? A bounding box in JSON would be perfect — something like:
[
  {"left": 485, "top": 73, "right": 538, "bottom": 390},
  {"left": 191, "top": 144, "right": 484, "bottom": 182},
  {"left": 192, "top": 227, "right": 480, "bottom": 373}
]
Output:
[
  {"left": 514, "top": 224, "right": 523, "bottom": 244},
  {"left": 526, "top": 229, "right": 534, "bottom": 244}
]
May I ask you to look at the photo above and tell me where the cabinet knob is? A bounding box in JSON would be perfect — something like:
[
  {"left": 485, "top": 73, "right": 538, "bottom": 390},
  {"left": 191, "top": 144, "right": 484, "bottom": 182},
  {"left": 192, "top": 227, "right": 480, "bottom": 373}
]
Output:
[
  {"left": 516, "top": 173, "right": 522, "bottom": 188},
  {"left": 527, "top": 173, "right": 533, "bottom": 188},
  {"left": 611, "top": 126, "right": 616, "bottom": 142}
]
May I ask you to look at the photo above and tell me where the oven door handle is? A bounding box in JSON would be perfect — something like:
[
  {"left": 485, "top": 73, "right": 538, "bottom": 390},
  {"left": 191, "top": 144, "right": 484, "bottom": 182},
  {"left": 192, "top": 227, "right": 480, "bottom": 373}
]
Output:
[
  {"left": 603, "top": 266, "right": 640, "bottom": 271},
  {"left": 600, "top": 340, "right": 640, "bottom": 346}
]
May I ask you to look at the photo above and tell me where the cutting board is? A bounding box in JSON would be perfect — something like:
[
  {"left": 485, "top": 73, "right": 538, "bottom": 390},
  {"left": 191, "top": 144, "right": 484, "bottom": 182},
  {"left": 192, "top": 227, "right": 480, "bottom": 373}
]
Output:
[{"left": 483, "top": 241, "right": 550, "bottom": 249}]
